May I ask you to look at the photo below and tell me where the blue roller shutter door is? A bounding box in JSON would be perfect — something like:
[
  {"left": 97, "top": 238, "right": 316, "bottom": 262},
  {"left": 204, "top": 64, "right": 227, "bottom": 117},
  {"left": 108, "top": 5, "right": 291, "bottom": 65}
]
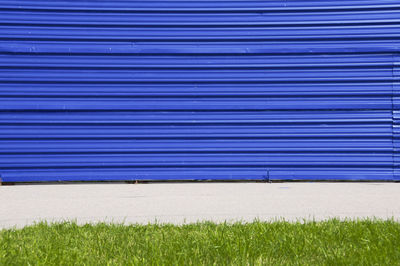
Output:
[{"left": 0, "top": 1, "right": 398, "bottom": 182}]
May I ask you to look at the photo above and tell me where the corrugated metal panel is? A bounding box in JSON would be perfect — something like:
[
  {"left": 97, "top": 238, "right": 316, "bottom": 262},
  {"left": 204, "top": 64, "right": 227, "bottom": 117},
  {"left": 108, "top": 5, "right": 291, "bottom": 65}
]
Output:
[{"left": 0, "top": 0, "right": 398, "bottom": 182}]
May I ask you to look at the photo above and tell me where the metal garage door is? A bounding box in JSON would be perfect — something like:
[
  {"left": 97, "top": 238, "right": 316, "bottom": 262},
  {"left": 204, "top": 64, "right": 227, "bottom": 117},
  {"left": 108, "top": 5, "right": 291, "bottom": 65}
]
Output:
[{"left": 0, "top": 1, "right": 399, "bottom": 182}]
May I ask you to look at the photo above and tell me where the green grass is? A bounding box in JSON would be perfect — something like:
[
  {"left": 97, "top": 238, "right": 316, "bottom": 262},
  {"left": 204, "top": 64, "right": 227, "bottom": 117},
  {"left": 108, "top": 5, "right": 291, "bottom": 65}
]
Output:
[{"left": 1, "top": 220, "right": 400, "bottom": 265}]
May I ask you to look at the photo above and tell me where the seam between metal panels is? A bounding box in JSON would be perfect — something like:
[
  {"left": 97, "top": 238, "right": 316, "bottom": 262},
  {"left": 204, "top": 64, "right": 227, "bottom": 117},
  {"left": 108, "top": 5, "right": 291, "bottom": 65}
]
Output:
[
  {"left": 393, "top": 53, "right": 400, "bottom": 180},
  {"left": 392, "top": 53, "right": 395, "bottom": 180}
]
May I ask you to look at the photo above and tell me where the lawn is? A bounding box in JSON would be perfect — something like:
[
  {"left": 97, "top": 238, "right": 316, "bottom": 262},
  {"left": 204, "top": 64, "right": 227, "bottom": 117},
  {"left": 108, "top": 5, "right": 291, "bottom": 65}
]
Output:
[{"left": 1, "top": 219, "right": 399, "bottom": 265}]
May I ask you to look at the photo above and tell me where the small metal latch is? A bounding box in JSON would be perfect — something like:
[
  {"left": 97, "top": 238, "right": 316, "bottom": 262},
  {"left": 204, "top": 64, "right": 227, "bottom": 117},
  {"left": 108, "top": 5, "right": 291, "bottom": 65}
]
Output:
[{"left": 265, "top": 170, "right": 271, "bottom": 183}]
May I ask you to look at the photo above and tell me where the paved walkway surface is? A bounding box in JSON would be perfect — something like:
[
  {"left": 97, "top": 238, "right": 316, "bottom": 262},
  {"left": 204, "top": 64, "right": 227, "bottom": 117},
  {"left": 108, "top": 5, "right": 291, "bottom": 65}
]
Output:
[{"left": 1, "top": 183, "right": 400, "bottom": 228}]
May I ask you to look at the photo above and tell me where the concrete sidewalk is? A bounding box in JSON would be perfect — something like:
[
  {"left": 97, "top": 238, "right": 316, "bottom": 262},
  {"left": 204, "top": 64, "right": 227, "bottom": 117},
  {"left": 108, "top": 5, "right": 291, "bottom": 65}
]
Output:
[{"left": 1, "top": 183, "right": 400, "bottom": 228}]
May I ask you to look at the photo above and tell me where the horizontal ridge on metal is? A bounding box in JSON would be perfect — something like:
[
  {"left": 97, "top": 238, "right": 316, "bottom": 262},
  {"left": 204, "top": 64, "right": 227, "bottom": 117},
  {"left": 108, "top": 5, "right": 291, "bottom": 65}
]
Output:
[{"left": 0, "top": 0, "right": 398, "bottom": 182}]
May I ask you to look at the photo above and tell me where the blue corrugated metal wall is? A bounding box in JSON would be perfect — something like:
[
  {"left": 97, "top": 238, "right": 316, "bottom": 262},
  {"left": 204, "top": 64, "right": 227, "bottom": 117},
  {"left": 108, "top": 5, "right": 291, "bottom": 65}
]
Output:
[{"left": 0, "top": 0, "right": 399, "bottom": 182}]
